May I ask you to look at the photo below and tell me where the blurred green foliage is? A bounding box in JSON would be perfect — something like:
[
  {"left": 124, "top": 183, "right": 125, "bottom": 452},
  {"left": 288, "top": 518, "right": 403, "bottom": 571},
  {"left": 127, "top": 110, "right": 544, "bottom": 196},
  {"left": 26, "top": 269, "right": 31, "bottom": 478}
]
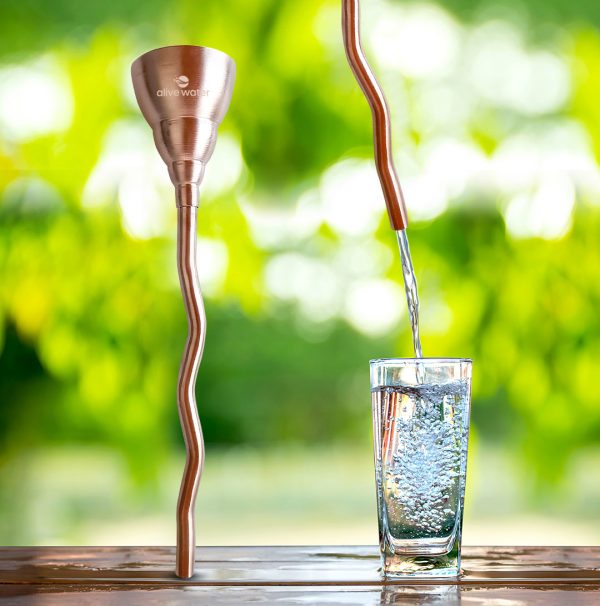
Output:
[{"left": 1, "top": 0, "right": 600, "bottom": 541}]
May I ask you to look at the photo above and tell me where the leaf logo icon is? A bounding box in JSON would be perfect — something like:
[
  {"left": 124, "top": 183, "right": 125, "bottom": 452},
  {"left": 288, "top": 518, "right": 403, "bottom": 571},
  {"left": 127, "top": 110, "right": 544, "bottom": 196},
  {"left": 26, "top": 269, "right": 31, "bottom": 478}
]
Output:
[{"left": 174, "top": 75, "right": 189, "bottom": 89}]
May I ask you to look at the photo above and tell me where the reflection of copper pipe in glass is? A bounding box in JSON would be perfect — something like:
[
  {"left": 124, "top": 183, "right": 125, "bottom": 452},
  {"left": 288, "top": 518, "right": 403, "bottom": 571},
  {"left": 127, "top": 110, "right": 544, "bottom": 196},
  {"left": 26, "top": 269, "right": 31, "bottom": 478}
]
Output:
[
  {"left": 131, "top": 45, "right": 235, "bottom": 579},
  {"left": 342, "top": 0, "right": 408, "bottom": 231},
  {"left": 382, "top": 391, "right": 398, "bottom": 463}
]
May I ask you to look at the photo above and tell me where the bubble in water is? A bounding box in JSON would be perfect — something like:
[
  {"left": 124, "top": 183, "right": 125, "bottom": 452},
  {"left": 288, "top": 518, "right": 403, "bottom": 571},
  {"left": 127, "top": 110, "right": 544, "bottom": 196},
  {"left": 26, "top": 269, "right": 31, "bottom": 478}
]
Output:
[{"left": 374, "top": 381, "right": 469, "bottom": 540}]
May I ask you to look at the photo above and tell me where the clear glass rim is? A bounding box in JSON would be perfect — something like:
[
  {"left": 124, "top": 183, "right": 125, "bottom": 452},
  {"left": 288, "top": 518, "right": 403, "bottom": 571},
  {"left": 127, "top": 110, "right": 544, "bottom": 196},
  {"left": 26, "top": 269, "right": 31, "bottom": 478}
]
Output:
[{"left": 370, "top": 357, "right": 472, "bottom": 365}]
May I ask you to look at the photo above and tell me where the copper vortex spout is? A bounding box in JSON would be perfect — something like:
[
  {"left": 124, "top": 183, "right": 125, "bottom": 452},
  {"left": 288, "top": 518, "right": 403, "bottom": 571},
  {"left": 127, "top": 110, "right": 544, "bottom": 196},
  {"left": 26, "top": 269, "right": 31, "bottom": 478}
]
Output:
[
  {"left": 342, "top": 0, "right": 408, "bottom": 230},
  {"left": 131, "top": 45, "right": 236, "bottom": 579}
]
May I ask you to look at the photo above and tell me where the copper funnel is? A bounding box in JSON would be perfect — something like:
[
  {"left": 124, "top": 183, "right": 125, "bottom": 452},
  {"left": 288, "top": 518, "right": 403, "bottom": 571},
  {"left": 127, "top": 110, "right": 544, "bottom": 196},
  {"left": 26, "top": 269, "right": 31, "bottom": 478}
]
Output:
[
  {"left": 131, "top": 45, "right": 236, "bottom": 579},
  {"left": 131, "top": 44, "right": 236, "bottom": 207}
]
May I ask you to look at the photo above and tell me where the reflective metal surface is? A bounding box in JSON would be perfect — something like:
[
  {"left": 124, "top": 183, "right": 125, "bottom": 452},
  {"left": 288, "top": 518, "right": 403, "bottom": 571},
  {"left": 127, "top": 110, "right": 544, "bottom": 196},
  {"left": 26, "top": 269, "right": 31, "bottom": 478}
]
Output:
[
  {"left": 131, "top": 45, "right": 236, "bottom": 207},
  {"left": 175, "top": 205, "right": 205, "bottom": 579},
  {"left": 131, "top": 44, "right": 235, "bottom": 579},
  {"left": 342, "top": 0, "right": 408, "bottom": 230}
]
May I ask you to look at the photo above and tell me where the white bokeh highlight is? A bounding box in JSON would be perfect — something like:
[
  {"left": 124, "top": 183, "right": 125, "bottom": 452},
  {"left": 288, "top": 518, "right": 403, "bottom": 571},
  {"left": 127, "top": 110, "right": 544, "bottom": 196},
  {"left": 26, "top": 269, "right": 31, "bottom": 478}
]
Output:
[
  {"left": 0, "top": 57, "right": 73, "bottom": 141},
  {"left": 320, "top": 159, "right": 385, "bottom": 237},
  {"left": 344, "top": 279, "right": 405, "bottom": 337},
  {"left": 372, "top": 3, "right": 462, "bottom": 79}
]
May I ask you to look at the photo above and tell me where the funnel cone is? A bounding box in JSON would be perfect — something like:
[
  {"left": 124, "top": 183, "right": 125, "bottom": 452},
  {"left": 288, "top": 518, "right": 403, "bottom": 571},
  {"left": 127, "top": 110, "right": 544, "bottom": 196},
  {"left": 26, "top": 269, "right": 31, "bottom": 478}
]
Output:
[{"left": 131, "top": 45, "right": 236, "bottom": 206}]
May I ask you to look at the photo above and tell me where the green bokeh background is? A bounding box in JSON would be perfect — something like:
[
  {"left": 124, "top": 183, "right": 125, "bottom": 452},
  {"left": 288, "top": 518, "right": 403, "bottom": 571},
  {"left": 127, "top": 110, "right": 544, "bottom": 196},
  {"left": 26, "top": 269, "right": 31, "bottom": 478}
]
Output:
[{"left": 0, "top": 0, "right": 599, "bottom": 545}]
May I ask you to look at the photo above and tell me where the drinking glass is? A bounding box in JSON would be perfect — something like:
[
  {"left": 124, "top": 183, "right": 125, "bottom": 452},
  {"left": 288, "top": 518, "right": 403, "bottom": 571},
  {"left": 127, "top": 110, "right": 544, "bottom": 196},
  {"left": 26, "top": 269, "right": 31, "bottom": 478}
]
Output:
[{"left": 370, "top": 358, "right": 472, "bottom": 578}]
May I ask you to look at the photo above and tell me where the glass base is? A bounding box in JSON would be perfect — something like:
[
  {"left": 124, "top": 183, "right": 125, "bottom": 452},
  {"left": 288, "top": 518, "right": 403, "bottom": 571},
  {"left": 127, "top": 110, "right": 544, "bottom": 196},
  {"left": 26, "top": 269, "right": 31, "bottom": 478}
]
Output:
[{"left": 382, "top": 548, "right": 460, "bottom": 579}]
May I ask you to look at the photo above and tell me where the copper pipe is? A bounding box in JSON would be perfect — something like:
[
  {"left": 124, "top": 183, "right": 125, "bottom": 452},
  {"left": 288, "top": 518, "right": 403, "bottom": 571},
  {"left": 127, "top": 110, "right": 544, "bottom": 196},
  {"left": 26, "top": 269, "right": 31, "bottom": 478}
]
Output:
[
  {"left": 342, "top": 0, "right": 408, "bottom": 230},
  {"left": 175, "top": 204, "right": 206, "bottom": 579},
  {"left": 131, "top": 45, "right": 235, "bottom": 578}
]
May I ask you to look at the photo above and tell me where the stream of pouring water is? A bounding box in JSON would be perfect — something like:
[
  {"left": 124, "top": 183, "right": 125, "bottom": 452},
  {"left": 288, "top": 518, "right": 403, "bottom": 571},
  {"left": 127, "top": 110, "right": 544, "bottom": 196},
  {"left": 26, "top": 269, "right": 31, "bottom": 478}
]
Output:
[{"left": 396, "top": 230, "right": 423, "bottom": 359}]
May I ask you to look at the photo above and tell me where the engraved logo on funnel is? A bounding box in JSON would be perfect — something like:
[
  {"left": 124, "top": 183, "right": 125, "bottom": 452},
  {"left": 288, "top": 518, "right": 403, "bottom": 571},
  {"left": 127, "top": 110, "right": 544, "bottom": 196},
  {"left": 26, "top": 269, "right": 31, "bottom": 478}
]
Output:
[
  {"left": 156, "top": 75, "right": 209, "bottom": 97},
  {"left": 174, "top": 75, "right": 189, "bottom": 88}
]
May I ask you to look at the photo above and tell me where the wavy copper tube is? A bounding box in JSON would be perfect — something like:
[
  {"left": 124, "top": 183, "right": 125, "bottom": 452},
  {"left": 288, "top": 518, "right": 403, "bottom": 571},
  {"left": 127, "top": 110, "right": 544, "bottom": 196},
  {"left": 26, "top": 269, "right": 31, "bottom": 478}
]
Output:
[
  {"left": 342, "top": 0, "right": 408, "bottom": 230},
  {"left": 175, "top": 203, "right": 206, "bottom": 579},
  {"left": 131, "top": 45, "right": 236, "bottom": 578}
]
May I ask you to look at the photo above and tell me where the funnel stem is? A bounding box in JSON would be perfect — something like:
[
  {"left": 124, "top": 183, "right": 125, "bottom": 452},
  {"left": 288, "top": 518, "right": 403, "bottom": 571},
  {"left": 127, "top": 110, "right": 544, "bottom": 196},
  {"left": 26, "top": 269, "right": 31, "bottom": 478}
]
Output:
[
  {"left": 342, "top": 0, "right": 408, "bottom": 230},
  {"left": 175, "top": 204, "right": 206, "bottom": 579}
]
